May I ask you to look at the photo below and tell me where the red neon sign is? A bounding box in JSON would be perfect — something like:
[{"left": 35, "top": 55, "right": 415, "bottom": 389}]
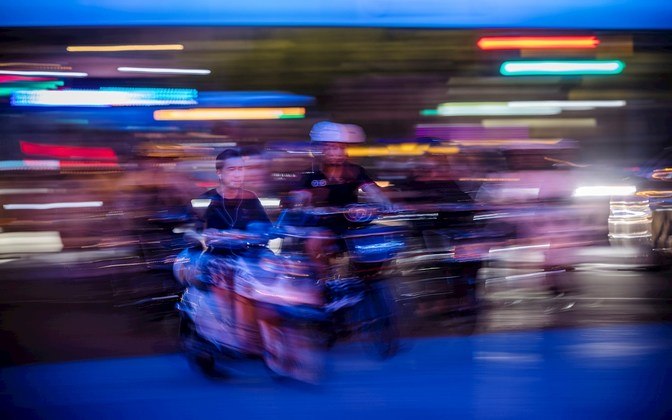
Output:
[{"left": 20, "top": 141, "right": 118, "bottom": 161}]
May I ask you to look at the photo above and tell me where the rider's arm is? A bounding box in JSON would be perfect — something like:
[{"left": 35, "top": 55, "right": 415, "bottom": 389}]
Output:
[
  {"left": 356, "top": 165, "right": 394, "bottom": 209},
  {"left": 361, "top": 182, "right": 393, "bottom": 209}
]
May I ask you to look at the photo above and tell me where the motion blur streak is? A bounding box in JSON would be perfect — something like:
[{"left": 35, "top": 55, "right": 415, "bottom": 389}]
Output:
[
  {"left": 507, "top": 100, "right": 625, "bottom": 109},
  {"left": 477, "top": 36, "right": 600, "bottom": 50},
  {"left": 0, "top": 24, "right": 670, "bottom": 417},
  {"left": 0, "top": 70, "right": 88, "bottom": 77},
  {"left": 573, "top": 186, "right": 637, "bottom": 197},
  {"left": 0, "top": 232, "right": 63, "bottom": 253},
  {"left": 11, "top": 89, "right": 197, "bottom": 107},
  {"left": 433, "top": 103, "right": 562, "bottom": 116},
  {"left": 20, "top": 142, "right": 118, "bottom": 161},
  {"left": 190, "top": 199, "right": 212, "bottom": 208},
  {"left": 153, "top": 107, "right": 305, "bottom": 120},
  {"left": 500, "top": 60, "right": 625, "bottom": 75},
  {"left": 481, "top": 119, "right": 597, "bottom": 128},
  {"left": 3, "top": 201, "right": 103, "bottom": 210},
  {"left": 117, "top": 67, "right": 211, "bottom": 75},
  {"left": 67, "top": 44, "right": 184, "bottom": 52}
]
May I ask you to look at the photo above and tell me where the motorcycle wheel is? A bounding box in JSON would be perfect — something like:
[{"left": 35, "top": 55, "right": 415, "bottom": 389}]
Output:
[
  {"left": 179, "top": 316, "right": 220, "bottom": 377},
  {"left": 360, "top": 282, "right": 400, "bottom": 359}
]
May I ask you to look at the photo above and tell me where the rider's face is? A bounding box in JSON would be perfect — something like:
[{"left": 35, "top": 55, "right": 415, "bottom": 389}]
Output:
[
  {"left": 322, "top": 142, "right": 347, "bottom": 165},
  {"left": 217, "top": 157, "right": 244, "bottom": 189}
]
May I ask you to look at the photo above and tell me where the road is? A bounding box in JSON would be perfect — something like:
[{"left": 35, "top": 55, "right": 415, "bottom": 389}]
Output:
[{"left": 1, "top": 260, "right": 671, "bottom": 418}]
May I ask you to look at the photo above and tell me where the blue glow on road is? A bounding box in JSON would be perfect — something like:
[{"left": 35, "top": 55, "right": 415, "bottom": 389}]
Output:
[{"left": 2, "top": 323, "right": 671, "bottom": 418}]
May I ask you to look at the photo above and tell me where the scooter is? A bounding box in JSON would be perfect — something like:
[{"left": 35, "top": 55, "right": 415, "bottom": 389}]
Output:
[
  {"left": 174, "top": 229, "right": 328, "bottom": 383},
  {"left": 173, "top": 205, "right": 405, "bottom": 383},
  {"left": 274, "top": 204, "right": 406, "bottom": 358}
]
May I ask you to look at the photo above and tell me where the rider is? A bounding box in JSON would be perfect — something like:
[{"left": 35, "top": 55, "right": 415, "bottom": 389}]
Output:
[
  {"left": 289, "top": 121, "right": 393, "bottom": 278},
  {"left": 187, "top": 148, "right": 272, "bottom": 353}
]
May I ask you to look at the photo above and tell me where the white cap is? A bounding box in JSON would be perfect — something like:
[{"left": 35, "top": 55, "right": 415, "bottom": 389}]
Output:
[{"left": 309, "top": 121, "right": 366, "bottom": 143}]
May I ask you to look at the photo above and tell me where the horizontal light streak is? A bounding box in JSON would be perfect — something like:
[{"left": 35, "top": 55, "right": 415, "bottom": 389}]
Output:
[
  {"left": 427, "top": 100, "right": 624, "bottom": 118},
  {"left": 0, "top": 160, "right": 60, "bottom": 171},
  {"left": 431, "top": 102, "right": 562, "bottom": 116},
  {"left": 478, "top": 36, "right": 599, "bottom": 50},
  {"left": 191, "top": 199, "right": 212, "bottom": 208},
  {"left": 67, "top": 44, "right": 184, "bottom": 52},
  {"left": 259, "top": 198, "right": 281, "bottom": 208},
  {"left": 459, "top": 178, "right": 520, "bottom": 182},
  {"left": 652, "top": 168, "right": 672, "bottom": 180},
  {"left": 501, "top": 60, "right": 625, "bottom": 76},
  {"left": 20, "top": 141, "right": 118, "bottom": 161},
  {"left": 636, "top": 190, "right": 672, "bottom": 198},
  {"left": 196, "top": 91, "right": 315, "bottom": 107},
  {"left": 4, "top": 201, "right": 103, "bottom": 210},
  {"left": 508, "top": 100, "right": 625, "bottom": 109},
  {"left": 12, "top": 89, "right": 197, "bottom": 107},
  {"left": 153, "top": 107, "right": 305, "bottom": 121},
  {"left": 0, "top": 232, "right": 63, "bottom": 254},
  {"left": 426, "top": 146, "right": 460, "bottom": 155},
  {"left": 490, "top": 243, "right": 550, "bottom": 253},
  {"left": 0, "top": 75, "right": 53, "bottom": 83},
  {"left": 100, "top": 86, "right": 196, "bottom": 94},
  {"left": 347, "top": 144, "right": 428, "bottom": 157},
  {"left": 573, "top": 186, "right": 636, "bottom": 197},
  {"left": 0, "top": 188, "right": 52, "bottom": 195},
  {"left": 0, "top": 70, "right": 87, "bottom": 78},
  {"left": 0, "top": 62, "right": 69, "bottom": 68},
  {"left": 0, "top": 81, "right": 65, "bottom": 96},
  {"left": 117, "top": 67, "right": 210, "bottom": 75},
  {"left": 481, "top": 118, "right": 597, "bottom": 128},
  {"left": 0, "top": 160, "right": 118, "bottom": 171},
  {"left": 451, "top": 139, "right": 562, "bottom": 147},
  {"left": 346, "top": 144, "right": 459, "bottom": 157}
]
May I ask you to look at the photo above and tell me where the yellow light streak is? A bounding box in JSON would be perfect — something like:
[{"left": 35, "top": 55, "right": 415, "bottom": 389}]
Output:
[{"left": 67, "top": 44, "right": 184, "bottom": 52}]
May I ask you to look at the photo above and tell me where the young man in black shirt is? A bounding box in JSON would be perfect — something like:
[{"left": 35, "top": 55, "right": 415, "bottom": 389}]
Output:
[
  {"left": 186, "top": 148, "right": 272, "bottom": 354},
  {"left": 197, "top": 148, "right": 270, "bottom": 233}
]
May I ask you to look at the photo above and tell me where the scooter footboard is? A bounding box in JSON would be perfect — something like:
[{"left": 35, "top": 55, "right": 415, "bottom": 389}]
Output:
[{"left": 344, "top": 226, "right": 406, "bottom": 263}]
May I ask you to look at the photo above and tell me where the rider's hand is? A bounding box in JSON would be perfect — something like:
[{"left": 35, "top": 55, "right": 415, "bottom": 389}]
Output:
[{"left": 290, "top": 190, "right": 313, "bottom": 208}]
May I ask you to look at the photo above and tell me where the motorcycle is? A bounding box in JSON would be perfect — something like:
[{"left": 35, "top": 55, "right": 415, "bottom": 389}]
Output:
[
  {"left": 393, "top": 202, "right": 510, "bottom": 327},
  {"left": 274, "top": 204, "right": 406, "bottom": 358},
  {"left": 173, "top": 227, "right": 328, "bottom": 383},
  {"left": 173, "top": 204, "right": 405, "bottom": 383}
]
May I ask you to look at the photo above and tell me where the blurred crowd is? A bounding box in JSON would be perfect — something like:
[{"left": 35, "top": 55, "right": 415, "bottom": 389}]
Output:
[{"left": 1, "top": 129, "right": 670, "bottom": 306}]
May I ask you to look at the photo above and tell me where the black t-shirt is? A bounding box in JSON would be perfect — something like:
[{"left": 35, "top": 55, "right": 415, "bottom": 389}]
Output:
[
  {"left": 197, "top": 189, "right": 270, "bottom": 231},
  {"left": 298, "top": 162, "right": 373, "bottom": 207}
]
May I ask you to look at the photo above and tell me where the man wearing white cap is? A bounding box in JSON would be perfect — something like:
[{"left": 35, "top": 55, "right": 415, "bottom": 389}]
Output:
[
  {"left": 289, "top": 121, "right": 393, "bottom": 278},
  {"left": 292, "top": 121, "right": 391, "bottom": 209}
]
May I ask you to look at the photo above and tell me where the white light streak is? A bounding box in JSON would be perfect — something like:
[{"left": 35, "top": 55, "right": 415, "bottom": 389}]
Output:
[
  {"left": 191, "top": 199, "right": 212, "bottom": 208},
  {"left": 508, "top": 100, "right": 625, "bottom": 110},
  {"left": 0, "top": 70, "right": 88, "bottom": 77},
  {"left": 0, "top": 231, "right": 64, "bottom": 253},
  {"left": 573, "top": 186, "right": 636, "bottom": 197},
  {"left": 4, "top": 201, "right": 103, "bottom": 210},
  {"left": 259, "top": 198, "right": 281, "bottom": 208},
  {"left": 0, "top": 188, "right": 52, "bottom": 194},
  {"left": 117, "top": 67, "right": 211, "bottom": 75}
]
